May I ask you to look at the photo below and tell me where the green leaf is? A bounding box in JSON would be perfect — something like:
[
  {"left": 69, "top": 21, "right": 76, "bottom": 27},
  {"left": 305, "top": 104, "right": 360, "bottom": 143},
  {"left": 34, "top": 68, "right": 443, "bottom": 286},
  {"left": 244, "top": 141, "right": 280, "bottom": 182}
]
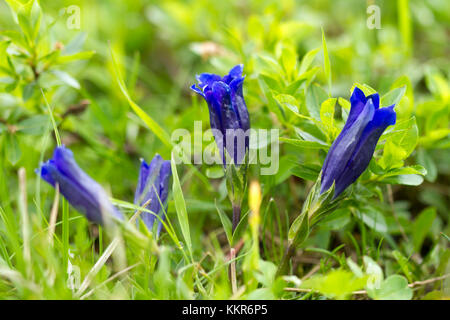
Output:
[
  {"left": 356, "top": 207, "right": 387, "bottom": 233},
  {"left": 170, "top": 154, "right": 192, "bottom": 259},
  {"left": 4, "top": 0, "right": 21, "bottom": 23},
  {"left": 51, "top": 70, "right": 80, "bottom": 89},
  {"left": 0, "top": 30, "right": 26, "bottom": 50},
  {"left": 379, "top": 117, "right": 418, "bottom": 169},
  {"left": 306, "top": 83, "right": 328, "bottom": 122},
  {"left": 17, "top": 115, "right": 49, "bottom": 135},
  {"left": 412, "top": 207, "right": 436, "bottom": 252},
  {"left": 272, "top": 155, "right": 298, "bottom": 185},
  {"left": 274, "top": 93, "right": 300, "bottom": 115},
  {"left": 369, "top": 275, "right": 412, "bottom": 300},
  {"left": 346, "top": 258, "right": 364, "bottom": 278},
  {"left": 22, "top": 81, "right": 36, "bottom": 101},
  {"left": 232, "top": 209, "right": 249, "bottom": 242},
  {"left": 417, "top": 149, "right": 437, "bottom": 182},
  {"left": 215, "top": 200, "right": 232, "bottom": 246},
  {"left": 13, "top": 0, "right": 42, "bottom": 43},
  {"left": 299, "top": 47, "right": 320, "bottom": 75},
  {"left": 338, "top": 97, "right": 350, "bottom": 111},
  {"left": 425, "top": 70, "right": 450, "bottom": 101},
  {"left": 381, "top": 174, "right": 424, "bottom": 186},
  {"left": 338, "top": 97, "right": 350, "bottom": 122},
  {"left": 56, "top": 51, "right": 96, "bottom": 64},
  {"left": 246, "top": 288, "right": 274, "bottom": 300},
  {"left": 285, "top": 77, "right": 306, "bottom": 95},
  {"left": 224, "top": 161, "right": 245, "bottom": 203},
  {"left": 299, "top": 66, "right": 320, "bottom": 88},
  {"left": 257, "top": 54, "right": 283, "bottom": 76},
  {"left": 280, "top": 137, "right": 329, "bottom": 150},
  {"left": 392, "top": 250, "right": 413, "bottom": 283},
  {"left": 63, "top": 32, "right": 87, "bottom": 55},
  {"left": 364, "top": 256, "right": 383, "bottom": 292},
  {"left": 301, "top": 269, "right": 367, "bottom": 299},
  {"left": 288, "top": 211, "right": 309, "bottom": 248},
  {"left": 6, "top": 133, "right": 21, "bottom": 165},
  {"left": 278, "top": 42, "right": 297, "bottom": 80},
  {"left": 352, "top": 83, "right": 377, "bottom": 96},
  {"left": 377, "top": 165, "right": 427, "bottom": 185},
  {"left": 260, "top": 87, "right": 285, "bottom": 122},
  {"left": 291, "top": 163, "right": 321, "bottom": 181},
  {"left": 153, "top": 246, "right": 175, "bottom": 299},
  {"left": 294, "top": 127, "right": 327, "bottom": 144},
  {"left": 320, "top": 98, "right": 336, "bottom": 136},
  {"left": 254, "top": 260, "right": 278, "bottom": 287},
  {"left": 380, "top": 165, "right": 427, "bottom": 178},
  {"left": 259, "top": 73, "right": 283, "bottom": 92},
  {"left": 381, "top": 86, "right": 406, "bottom": 108},
  {"left": 390, "top": 76, "right": 414, "bottom": 118},
  {"left": 320, "top": 208, "right": 351, "bottom": 230},
  {"left": 205, "top": 166, "right": 224, "bottom": 179}
]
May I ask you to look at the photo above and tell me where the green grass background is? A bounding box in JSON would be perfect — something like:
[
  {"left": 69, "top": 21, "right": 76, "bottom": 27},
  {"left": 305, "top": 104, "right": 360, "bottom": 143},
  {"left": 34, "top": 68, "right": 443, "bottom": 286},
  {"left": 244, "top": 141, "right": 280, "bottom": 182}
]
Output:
[{"left": 0, "top": 0, "right": 448, "bottom": 300}]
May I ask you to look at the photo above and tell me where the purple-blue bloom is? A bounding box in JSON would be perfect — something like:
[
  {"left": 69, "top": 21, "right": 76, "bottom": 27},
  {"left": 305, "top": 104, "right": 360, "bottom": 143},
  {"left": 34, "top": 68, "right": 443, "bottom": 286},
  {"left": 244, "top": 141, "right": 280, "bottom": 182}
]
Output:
[
  {"left": 134, "top": 154, "right": 171, "bottom": 235},
  {"left": 320, "top": 87, "right": 397, "bottom": 198},
  {"left": 191, "top": 64, "right": 250, "bottom": 166},
  {"left": 37, "top": 146, "right": 123, "bottom": 225}
]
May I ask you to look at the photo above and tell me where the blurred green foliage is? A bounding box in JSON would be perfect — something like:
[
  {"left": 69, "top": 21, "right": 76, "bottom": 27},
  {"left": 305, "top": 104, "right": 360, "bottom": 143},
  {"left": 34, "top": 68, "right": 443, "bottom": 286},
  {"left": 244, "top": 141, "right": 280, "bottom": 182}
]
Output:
[{"left": 0, "top": 0, "right": 448, "bottom": 300}]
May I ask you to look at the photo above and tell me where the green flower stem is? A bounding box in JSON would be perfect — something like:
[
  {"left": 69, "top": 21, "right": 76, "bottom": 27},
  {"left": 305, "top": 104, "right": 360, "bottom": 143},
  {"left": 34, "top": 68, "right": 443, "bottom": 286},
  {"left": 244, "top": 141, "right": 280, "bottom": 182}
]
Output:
[
  {"left": 276, "top": 242, "right": 297, "bottom": 277},
  {"left": 232, "top": 203, "right": 241, "bottom": 234}
]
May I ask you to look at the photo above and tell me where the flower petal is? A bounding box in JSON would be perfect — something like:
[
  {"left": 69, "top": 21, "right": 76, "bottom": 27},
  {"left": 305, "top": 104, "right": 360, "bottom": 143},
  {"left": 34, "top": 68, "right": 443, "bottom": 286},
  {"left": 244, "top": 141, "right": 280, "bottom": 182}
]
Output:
[
  {"left": 333, "top": 105, "right": 396, "bottom": 196},
  {"left": 346, "top": 86, "right": 368, "bottom": 129},
  {"left": 156, "top": 160, "right": 171, "bottom": 236},
  {"left": 135, "top": 155, "right": 163, "bottom": 205},
  {"left": 196, "top": 73, "right": 221, "bottom": 91},
  {"left": 137, "top": 155, "right": 165, "bottom": 230},
  {"left": 38, "top": 160, "right": 57, "bottom": 187},
  {"left": 222, "top": 64, "right": 244, "bottom": 84},
  {"left": 190, "top": 84, "right": 205, "bottom": 97},
  {"left": 321, "top": 98, "right": 376, "bottom": 194},
  {"left": 192, "top": 64, "right": 250, "bottom": 166},
  {"left": 212, "top": 81, "right": 240, "bottom": 131},
  {"left": 204, "top": 88, "right": 224, "bottom": 135},
  {"left": 212, "top": 81, "right": 242, "bottom": 164},
  {"left": 229, "top": 76, "right": 250, "bottom": 132},
  {"left": 367, "top": 93, "right": 380, "bottom": 109},
  {"left": 39, "top": 146, "right": 123, "bottom": 224}
]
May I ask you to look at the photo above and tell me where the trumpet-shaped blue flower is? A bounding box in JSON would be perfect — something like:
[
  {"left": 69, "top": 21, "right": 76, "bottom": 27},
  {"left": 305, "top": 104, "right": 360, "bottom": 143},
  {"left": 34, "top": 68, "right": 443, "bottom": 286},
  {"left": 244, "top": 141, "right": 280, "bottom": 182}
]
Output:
[
  {"left": 321, "top": 87, "right": 396, "bottom": 198},
  {"left": 37, "top": 146, "right": 123, "bottom": 225},
  {"left": 134, "top": 154, "right": 171, "bottom": 235},
  {"left": 191, "top": 64, "right": 250, "bottom": 166}
]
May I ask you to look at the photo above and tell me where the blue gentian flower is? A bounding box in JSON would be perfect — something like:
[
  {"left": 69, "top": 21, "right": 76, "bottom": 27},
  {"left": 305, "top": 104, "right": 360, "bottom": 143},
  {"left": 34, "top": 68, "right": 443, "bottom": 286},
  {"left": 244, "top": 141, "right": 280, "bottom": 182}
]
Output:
[
  {"left": 320, "top": 87, "right": 397, "bottom": 198},
  {"left": 37, "top": 146, "right": 123, "bottom": 225},
  {"left": 134, "top": 154, "right": 171, "bottom": 235},
  {"left": 191, "top": 64, "right": 250, "bottom": 166}
]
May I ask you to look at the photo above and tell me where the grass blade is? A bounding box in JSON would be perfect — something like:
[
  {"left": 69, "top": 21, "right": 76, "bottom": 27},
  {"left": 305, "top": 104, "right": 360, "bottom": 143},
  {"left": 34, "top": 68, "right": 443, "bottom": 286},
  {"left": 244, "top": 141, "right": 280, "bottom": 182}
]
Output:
[
  {"left": 109, "top": 46, "right": 172, "bottom": 147},
  {"left": 170, "top": 152, "right": 193, "bottom": 260}
]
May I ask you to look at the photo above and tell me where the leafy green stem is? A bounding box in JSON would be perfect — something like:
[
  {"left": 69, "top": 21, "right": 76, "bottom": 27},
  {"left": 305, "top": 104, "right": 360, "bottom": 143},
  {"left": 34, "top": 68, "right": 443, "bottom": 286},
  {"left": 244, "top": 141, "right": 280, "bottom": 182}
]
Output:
[{"left": 232, "top": 203, "right": 241, "bottom": 234}]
